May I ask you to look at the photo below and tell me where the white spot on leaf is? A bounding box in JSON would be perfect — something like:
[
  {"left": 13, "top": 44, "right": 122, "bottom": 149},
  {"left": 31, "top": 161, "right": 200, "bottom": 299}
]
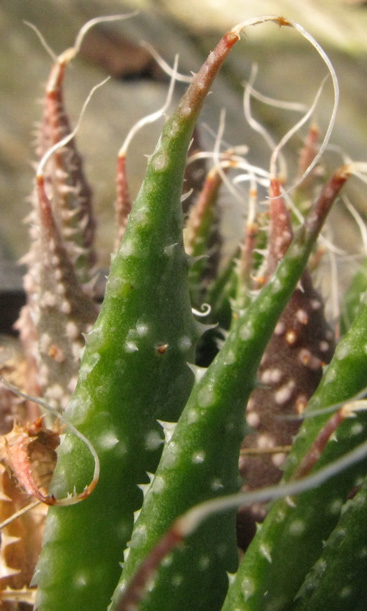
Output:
[
  {"left": 125, "top": 341, "right": 138, "bottom": 353},
  {"left": 152, "top": 152, "right": 167, "bottom": 171},
  {"left": 240, "top": 321, "right": 254, "bottom": 340},
  {"left": 197, "top": 385, "right": 215, "bottom": 407},
  {"left": 288, "top": 519, "right": 306, "bottom": 536},
  {"left": 145, "top": 430, "right": 163, "bottom": 451},
  {"left": 241, "top": 576, "right": 255, "bottom": 601},
  {"left": 98, "top": 431, "right": 120, "bottom": 450},
  {"left": 192, "top": 450, "right": 206, "bottom": 464},
  {"left": 260, "top": 543, "right": 272, "bottom": 563}
]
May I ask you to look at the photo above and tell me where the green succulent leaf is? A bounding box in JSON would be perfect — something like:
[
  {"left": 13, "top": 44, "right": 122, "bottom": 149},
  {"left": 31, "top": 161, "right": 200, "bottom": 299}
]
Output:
[
  {"left": 223, "top": 291, "right": 367, "bottom": 611},
  {"left": 33, "top": 26, "right": 239, "bottom": 611},
  {"left": 340, "top": 262, "right": 367, "bottom": 335},
  {"left": 6, "top": 13, "right": 367, "bottom": 611},
  {"left": 111, "top": 168, "right": 350, "bottom": 611},
  {"left": 294, "top": 474, "right": 367, "bottom": 611}
]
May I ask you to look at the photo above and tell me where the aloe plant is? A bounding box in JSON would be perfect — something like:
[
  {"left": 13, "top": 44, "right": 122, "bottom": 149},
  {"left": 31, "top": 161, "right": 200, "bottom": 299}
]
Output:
[{"left": 1, "top": 13, "right": 367, "bottom": 611}]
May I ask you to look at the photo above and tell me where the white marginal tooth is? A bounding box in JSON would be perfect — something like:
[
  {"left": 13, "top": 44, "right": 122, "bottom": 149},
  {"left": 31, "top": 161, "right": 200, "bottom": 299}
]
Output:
[
  {"left": 226, "top": 571, "right": 236, "bottom": 585},
  {"left": 133, "top": 509, "right": 141, "bottom": 524},
  {"left": 186, "top": 363, "right": 207, "bottom": 383},
  {"left": 285, "top": 495, "right": 297, "bottom": 508},
  {"left": 164, "top": 242, "right": 178, "bottom": 256},
  {"left": 157, "top": 420, "right": 176, "bottom": 443},
  {"left": 187, "top": 254, "right": 208, "bottom": 267},
  {"left": 137, "top": 482, "right": 151, "bottom": 498},
  {"left": 214, "top": 335, "right": 226, "bottom": 351},
  {"left": 195, "top": 321, "right": 218, "bottom": 337}
]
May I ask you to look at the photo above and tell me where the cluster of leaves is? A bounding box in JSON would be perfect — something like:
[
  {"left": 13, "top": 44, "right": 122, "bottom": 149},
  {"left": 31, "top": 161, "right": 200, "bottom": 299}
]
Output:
[{"left": 1, "top": 14, "right": 367, "bottom": 611}]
